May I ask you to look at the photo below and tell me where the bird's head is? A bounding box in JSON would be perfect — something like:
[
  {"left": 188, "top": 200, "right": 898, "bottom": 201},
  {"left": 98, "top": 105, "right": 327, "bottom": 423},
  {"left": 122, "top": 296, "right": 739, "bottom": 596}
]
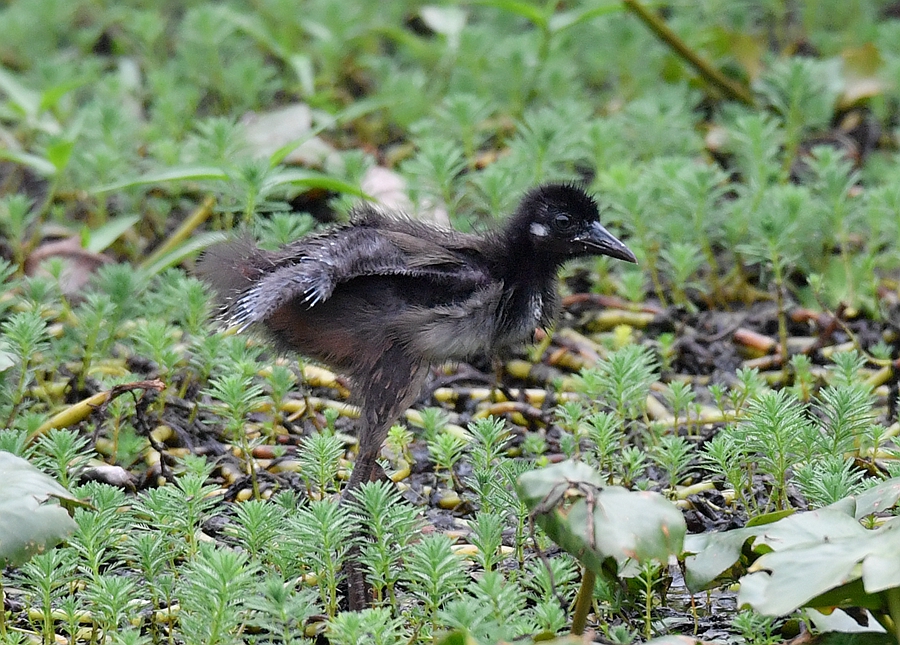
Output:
[{"left": 512, "top": 183, "right": 637, "bottom": 264}]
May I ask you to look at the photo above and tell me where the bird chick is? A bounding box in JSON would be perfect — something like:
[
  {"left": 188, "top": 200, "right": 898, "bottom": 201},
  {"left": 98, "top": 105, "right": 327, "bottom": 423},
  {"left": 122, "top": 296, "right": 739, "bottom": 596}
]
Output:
[
  {"left": 198, "top": 183, "right": 635, "bottom": 609},
  {"left": 199, "top": 183, "right": 636, "bottom": 495}
]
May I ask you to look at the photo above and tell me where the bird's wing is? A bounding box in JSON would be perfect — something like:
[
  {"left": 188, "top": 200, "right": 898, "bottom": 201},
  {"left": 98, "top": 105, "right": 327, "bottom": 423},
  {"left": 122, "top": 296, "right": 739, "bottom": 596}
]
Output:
[
  {"left": 222, "top": 226, "right": 490, "bottom": 329},
  {"left": 394, "top": 281, "right": 506, "bottom": 361}
]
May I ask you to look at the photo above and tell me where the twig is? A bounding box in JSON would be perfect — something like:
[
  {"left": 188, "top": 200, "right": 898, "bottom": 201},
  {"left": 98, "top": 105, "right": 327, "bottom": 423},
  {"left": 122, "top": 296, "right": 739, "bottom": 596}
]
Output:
[{"left": 622, "top": 0, "right": 755, "bottom": 106}]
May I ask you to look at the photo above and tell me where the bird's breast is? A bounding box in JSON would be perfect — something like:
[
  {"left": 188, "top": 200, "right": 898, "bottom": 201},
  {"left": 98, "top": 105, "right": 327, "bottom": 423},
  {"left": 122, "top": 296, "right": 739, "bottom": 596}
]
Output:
[{"left": 492, "top": 288, "right": 546, "bottom": 350}]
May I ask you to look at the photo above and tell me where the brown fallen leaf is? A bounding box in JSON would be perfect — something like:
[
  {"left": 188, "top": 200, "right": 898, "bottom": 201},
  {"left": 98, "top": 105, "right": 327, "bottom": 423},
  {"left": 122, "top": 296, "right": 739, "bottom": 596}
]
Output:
[{"left": 25, "top": 236, "right": 110, "bottom": 297}]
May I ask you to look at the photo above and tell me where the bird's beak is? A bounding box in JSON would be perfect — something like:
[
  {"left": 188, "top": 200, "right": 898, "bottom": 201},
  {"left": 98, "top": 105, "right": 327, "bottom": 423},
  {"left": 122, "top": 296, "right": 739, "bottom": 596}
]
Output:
[{"left": 578, "top": 221, "right": 638, "bottom": 263}]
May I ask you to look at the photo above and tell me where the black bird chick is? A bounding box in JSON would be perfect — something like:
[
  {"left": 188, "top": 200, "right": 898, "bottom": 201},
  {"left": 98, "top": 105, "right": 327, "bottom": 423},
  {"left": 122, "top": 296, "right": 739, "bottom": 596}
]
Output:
[{"left": 199, "top": 184, "right": 636, "bottom": 496}]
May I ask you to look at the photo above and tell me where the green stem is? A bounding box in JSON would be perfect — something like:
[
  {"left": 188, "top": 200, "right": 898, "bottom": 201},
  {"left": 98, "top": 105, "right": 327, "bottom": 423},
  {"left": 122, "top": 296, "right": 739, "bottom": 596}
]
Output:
[
  {"left": 139, "top": 195, "right": 216, "bottom": 271},
  {"left": 771, "top": 254, "right": 790, "bottom": 386},
  {"left": 644, "top": 571, "right": 653, "bottom": 638},
  {"left": 0, "top": 579, "right": 5, "bottom": 641},
  {"left": 571, "top": 567, "right": 596, "bottom": 636},
  {"left": 885, "top": 587, "right": 900, "bottom": 645},
  {"left": 623, "top": 0, "right": 754, "bottom": 106}
]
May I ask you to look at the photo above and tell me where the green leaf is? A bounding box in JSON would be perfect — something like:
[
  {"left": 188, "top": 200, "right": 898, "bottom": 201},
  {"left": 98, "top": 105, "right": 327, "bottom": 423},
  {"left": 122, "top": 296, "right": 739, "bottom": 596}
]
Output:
[
  {"left": 548, "top": 2, "right": 621, "bottom": 33},
  {"left": 806, "top": 579, "right": 884, "bottom": 612},
  {"left": 0, "top": 451, "right": 78, "bottom": 567},
  {"left": 751, "top": 506, "right": 865, "bottom": 552},
  {"left": 262, "top": 169, "right": 370, "bottom": 198},
  {"left": 138, "top": 231, "right": 227, "bottom": 277},
  {"left": 853, "top": 477, "right": 900, "bottom": 519},
  {"left": 517, "top": 460, "right": 685, "bottom": 574},
  {"left": 859, "top": 519, "right": 900, "bottom": 593},
  {"left": 38, "top": 78, "right": 86, "bottom": 112},
  {"left": 471, "top": 0, "right": 548, "bottom": 29},
  {"left": 83, "top": 214, "right": 140, "bottom": 253},
  {"left": 0, "top": 65, "right": 40, "bottom": 116},
  {"left": 45, "top": 138, "right": 74, "bottom": 171},
  {"left": 684, "top": 502, "right": 862, "bottom": 593},
  {"left": 683, "top": 525, "right": 764, "bottom": 592},
  {"left": 741, "top": 538, "right": 871, "bottom": 614},
  {"left": 736, "top": 515, "right": 900, "bottom": 616},
  {"left": 92, "top": 165, "right": 230, "bottom": 194},
  {"left": 0, "top": 148, "right": 56, "bottom": 176},
  {"left": 745, "top": 508, "right": 796, "bottom": 527}
]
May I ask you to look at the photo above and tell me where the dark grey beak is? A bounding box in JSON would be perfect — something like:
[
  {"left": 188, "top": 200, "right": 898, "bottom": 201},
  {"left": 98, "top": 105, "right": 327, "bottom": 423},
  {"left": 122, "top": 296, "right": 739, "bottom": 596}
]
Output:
[{"left": 579, "top": 221, "right": 638, "bottom": 263}]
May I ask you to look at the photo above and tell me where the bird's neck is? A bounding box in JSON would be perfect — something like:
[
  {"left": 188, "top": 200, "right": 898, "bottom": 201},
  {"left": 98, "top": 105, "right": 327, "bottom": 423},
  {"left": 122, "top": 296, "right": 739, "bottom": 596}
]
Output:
[
  {"left": 492, "top": 226, "right": 561, "bottom": 291},
  {"left": 482, "top": 228, "right": 559, "bottom": 345}
]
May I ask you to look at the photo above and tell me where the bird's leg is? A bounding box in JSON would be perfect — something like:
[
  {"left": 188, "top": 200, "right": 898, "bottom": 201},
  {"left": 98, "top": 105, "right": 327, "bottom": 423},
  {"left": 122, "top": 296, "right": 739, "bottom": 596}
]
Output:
[
  {"left": 342, "top": 428, "right": 381, "bottom": 496},
  {"left": 341, "top": 349, "right": 429, "bottom": 610},
  {"left": 490, "top": 356, "right": 516, "bottom": 403}
]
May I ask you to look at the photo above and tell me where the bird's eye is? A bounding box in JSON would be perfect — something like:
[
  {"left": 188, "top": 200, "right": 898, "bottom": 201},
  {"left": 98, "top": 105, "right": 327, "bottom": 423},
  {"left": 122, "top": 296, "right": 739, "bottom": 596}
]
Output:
[{"left": 553, "top": 213, "right": 574, "bottom": 232}]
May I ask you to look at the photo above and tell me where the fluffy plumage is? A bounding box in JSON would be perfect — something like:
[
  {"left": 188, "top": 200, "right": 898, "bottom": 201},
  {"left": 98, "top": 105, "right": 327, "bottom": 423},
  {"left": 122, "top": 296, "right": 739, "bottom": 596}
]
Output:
[
  {"left": 198, "top": 182, "right": 635, "bottom": 608},
  {"left": 199, "top": 184, "right": 636, "bottom": 491}
]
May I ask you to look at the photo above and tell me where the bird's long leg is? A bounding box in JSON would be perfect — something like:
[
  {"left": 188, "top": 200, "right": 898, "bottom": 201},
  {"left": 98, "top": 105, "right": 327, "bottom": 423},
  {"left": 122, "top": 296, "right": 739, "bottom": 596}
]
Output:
[
  {"left": 342, "top": 346, "right": 428, "bottom": 610},
  {"left": 491, "top": 356, "right": 516, "bottom": 403}
]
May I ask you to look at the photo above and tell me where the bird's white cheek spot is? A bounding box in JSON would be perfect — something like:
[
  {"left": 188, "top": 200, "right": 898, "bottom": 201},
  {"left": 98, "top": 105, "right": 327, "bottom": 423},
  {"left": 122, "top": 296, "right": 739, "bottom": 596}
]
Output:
[{"left": 530, "top": 223, "right": 549, "bottom": 237}]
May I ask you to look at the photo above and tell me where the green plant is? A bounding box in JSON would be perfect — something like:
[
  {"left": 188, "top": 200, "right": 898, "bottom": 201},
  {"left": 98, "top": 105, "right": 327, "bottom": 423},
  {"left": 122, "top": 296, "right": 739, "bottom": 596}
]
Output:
[
  {"left": 204, "top": 372, "right": 266, "bottom": 498},
  {"left": 327, "top": 606, "right": 408, "bottom": 645},
  {"left": 684, "top": 478, "right": 900, "bottom": 644},
  {"left": 225, "top": 498, "right": 286, "bottom": 558},
  {"left": 349, "top": 480, "right": 421, "bottom": 607},
  {"left": 32, "top": 428, "right": 92, "bottom": 490},
  {"left": 297, "top": 431, "right": 344, "bottom": 497},
  {"left": 404, "top": 534, "right": 468, "bottom": 631},
  {"left": 428, "top": 430, "right": 466, "bottom": 487},
  {"left": 263, "top": 363, "right": 296, "bottom": 437},
  {"left": 70, "top": 293, "right": 117, "bottom": 390},
  {"left": 575, "top": 344, "right": 659, "bottom": 425},
  {"left": 465, "top": 416, "right": 513, "bottom": 513},
  {"left": 414, "top": 407, "right": 451, "bottom": 444},
  {"left": 702, "top": 425, "right": 753, "bottom": 513},
  {"left": 517, "top": 460, "right": 685, "bottom": 636},
  {"left": 649, "top": 434, "right": 693, "bottom": 491},
  {"left": 289, "top": 499, "right": 356, "bottom": 616},
  {"left": 177, "top": 544, "right": 258, "bottom": 645},
  {"left": 469, "top": 511, "right": 504, "bottom": 573},
  {"left": 83, "top": 573, "right": 138, "bottom": 639},
  {"left": 122, "top": 530, "right": 175, "bottom": 643},
  {"left": 793, "top": 454, "right": 867, "bottom": 507},
  {"left": 754, "top": 57, "right": 840, "bottom": 178},
  {"left": 1, "top": 309, "right": 50, "bottom": 427},
  {"left": 468, "top": 570, "right": 532, "bottom": 640},
  {"left": 245, "top": 573, "right": 320, "bottom": 644},
  {"left": 661, "top": 381, "right": 696, "bottom": 432},
  {"left": 731, "top": 610, "right": 781, "bottom": 645},
  {"left": 68, "top": 484, "right": 129, "bottom": 579},
  {"left": 737, "top": 186, "right": 810, "bottom": 375},
  {"left": 15, "top": 548, "right": 77, "bottom": 645},
  {"left": 584, "top": 411, "right": 623, "bottom": 479},
  {"left": 132, "top": 456, "right": 218, "bottom": 558},
  {"left": 2, "top": 0, "right": 900, "bottom": 641}
]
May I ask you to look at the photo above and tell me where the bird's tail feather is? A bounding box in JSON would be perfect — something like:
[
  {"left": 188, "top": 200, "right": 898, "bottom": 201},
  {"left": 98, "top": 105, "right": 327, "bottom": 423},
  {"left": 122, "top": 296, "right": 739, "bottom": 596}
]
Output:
[{"left": 195, "top": 236, "right": 273, "bottom": 316}]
